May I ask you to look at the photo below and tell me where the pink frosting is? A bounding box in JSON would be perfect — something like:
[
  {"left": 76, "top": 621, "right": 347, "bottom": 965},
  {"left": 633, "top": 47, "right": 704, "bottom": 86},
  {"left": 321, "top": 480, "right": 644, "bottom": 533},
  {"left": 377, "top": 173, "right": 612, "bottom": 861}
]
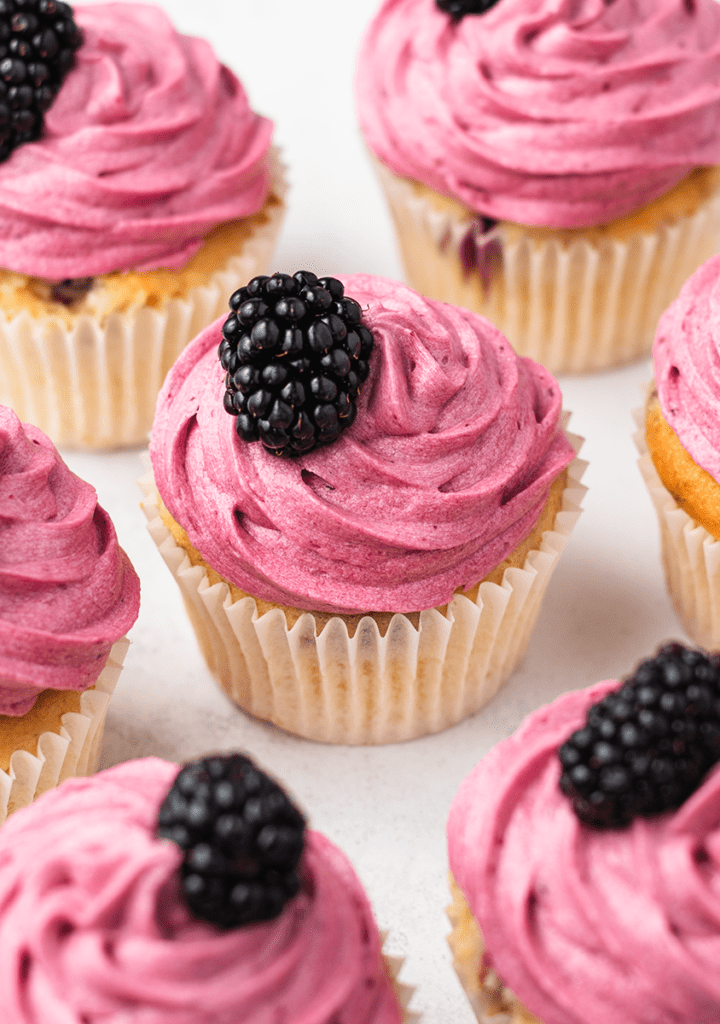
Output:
[
  {"left": 0, "top": 758, "right": 401, "bottom": 1024},
  {"left": 448, "top": 681, "right": 720, "bottom": 1024},
  {"left": 0, "top": 3, "right": 274, "bottom": 278},
  {"left": 356, "top": 0, "right": 720, "bottom": 228},
  {"left": 0, "top": 406, "right": 140, "bottom": 716},
  {"left": 654, "top": 253, "right": 720, "bottom": 485},
  {"left": 150, "top": 275, "right": 574, "bottom": 615}
]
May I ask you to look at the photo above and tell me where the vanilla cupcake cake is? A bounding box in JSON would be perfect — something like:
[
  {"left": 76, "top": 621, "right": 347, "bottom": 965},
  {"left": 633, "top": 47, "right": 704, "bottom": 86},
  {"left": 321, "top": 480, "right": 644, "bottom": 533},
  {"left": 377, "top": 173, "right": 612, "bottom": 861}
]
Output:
[
  {"left": 143, "top": 271, "right": 584, "bottom": 744},
  {"left": 448, "top": 642, "right": 720, "bottom": 1023},
  {"left": 0, "top": 404, "right": 140, "bottom": 820},
  {"left": 357, "top": 0, "right": 720, "bottom": 373},
  {"left": 636, "top": 253, "right": 720, "bottom": 649},
  {"left": 0, "top": 1, "right": 285, "bottom": 449},
  {"left": 0, "top": 753, "right": 409, "bottom": 1022}
]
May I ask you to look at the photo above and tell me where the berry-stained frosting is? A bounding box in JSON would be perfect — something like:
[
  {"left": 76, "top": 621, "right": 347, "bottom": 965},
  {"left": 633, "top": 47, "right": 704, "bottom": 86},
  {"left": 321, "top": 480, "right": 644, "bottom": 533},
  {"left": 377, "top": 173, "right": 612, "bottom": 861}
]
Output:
[
  {"left": 448, "top": 682, "right": 720, "bottom": 1024},
  {"left": 356, "top": 0, "right": 720, "bottom": 228},
  {"left": 654, "top": 253, "right": 720, "bottom": 485},
  {"left": 0, "top": 758, "right": 401, "bottom": 1024},
  {"left": 0, "top": 3, "right": 274, "bottom": 279},
  {"left": 0, "top": 406, "right": 140, "bottom": 716},
  {"left": 150, "top": 275, "right": 574, "bottom": 615}
]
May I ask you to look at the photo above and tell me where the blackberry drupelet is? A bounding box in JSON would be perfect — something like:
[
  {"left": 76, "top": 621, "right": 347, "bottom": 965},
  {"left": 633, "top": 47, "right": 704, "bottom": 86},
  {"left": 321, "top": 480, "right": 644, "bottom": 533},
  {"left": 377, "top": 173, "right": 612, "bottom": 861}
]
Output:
[
  {"left": 0, "top": 0, "right": 82, "bottom": 161},
  {"left": 219, "top": 270, "right": 374, "bottom": 456},
  {"left": 559, "top": 643, "right": 720, "bottom": 829},
  {"left": 158, "top": 753, "right": 307, "bottom": 930},
  {"left": 435, "top": 0, "right": 502, "bottom": 20}
]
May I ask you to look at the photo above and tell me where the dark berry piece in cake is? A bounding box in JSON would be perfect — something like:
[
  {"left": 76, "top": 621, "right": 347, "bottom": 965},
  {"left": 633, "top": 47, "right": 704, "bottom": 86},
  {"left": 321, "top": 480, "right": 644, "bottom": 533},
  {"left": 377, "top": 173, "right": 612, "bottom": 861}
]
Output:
[
  {"left": 559, "top": 643, "right": 720, "bottom": 828},
  {"left": 0, "top": 0, "right": 82, "bottom": 160},
  {"left": 158, "top": 753, "right": 306, "bottom": 930},
  {"left": 219, "top": 271, "right": 375, "bottom": 456},
  {"left": 435, "top": 0, "right": 502, "bottom": 21},
  {"left": 50, "top": 276, "right": 93, "bottom": 306}
]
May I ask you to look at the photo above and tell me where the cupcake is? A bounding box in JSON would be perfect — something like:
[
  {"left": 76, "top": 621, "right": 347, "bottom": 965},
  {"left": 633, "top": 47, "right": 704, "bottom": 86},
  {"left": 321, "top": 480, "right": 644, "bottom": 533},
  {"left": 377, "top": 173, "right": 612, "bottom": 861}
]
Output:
[
  {"left": 447, "top": 642, "right": 720, "bottom": 1023},
  {"left": 636, "top": 253, "right": 720, "bottom": 649},
  {"left": 0, "top": 1, "right": 285, "bottom": 450},
  {"left": 142, "top": 270, "right": 584, "bottom": 745},
  {"left": 0, "top": 404, "right": 140, "bottom": 821},
  {"left": 356, "top": 0, "right": 720, "bottom": 374},
  {"left": 0, "top": 752, "right": 410, "bottom": 1022}
]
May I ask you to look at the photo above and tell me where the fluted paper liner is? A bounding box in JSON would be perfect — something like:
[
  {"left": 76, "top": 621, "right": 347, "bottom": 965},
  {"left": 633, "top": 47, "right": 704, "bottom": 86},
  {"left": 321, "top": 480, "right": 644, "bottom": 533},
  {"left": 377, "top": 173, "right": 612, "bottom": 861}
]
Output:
[
  {"left": 0, "top": 156, "right": 286, "bottom": 450},
  {"left": 446, "top": 876, "right": 539, "bottom": 1024},
  {"left": 0, "top": 636, "right": 128, "bottom": 824},
  {"left": 140, "top": 426, "right": 585, "bottom": 745},
  {"left": 380, "top": 931, "right": 419, "bottom": 1023},
  {"left": 375, "top": 157, "right": 720, "bottom": 375},
  {"left": 634, "top": 404, "right": 720, "bottom": 650}
]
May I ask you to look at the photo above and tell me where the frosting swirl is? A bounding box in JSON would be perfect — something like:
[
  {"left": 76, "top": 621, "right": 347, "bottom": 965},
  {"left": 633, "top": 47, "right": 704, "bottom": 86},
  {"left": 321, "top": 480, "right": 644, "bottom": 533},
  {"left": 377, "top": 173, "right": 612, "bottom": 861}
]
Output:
[
  {"left": 356, "top": 0, "right": 720, "bottom": 228},
  {"left": 654, "top": 253, "right": 720, "bottom": 485},
  {"left": 0, "top": 3, "right": 274, "bottom": 278},
  {"left": 150, "top": 275, "right": 573, "bottom": 615},
  {"left": 0, "top": 758, "right": 401, "bottom": 1024},
  {"left": 0, "top": 406, "right": 140, "bottom": 715},
  {"left": 448, "top": 682, "right": 720, "bottom": 1024}
]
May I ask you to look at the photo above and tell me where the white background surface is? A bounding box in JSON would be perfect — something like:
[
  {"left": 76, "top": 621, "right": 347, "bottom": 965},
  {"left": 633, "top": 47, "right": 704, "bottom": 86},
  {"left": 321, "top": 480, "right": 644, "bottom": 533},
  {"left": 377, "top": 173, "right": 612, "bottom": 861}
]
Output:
[{"left": 63, "top": 2, "right": 687, "bottom": 1020}]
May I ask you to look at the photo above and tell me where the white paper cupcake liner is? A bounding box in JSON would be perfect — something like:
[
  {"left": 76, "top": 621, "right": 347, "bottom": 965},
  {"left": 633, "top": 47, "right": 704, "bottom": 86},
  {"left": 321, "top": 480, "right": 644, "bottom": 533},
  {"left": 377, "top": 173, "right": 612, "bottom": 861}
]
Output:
[
  {"left": 375, "top": 158, "right": 720, "bottom": 374},
  {"left": 634, "top": 405, "right": 720, "bottom": 650},
  {"left": 139, "top": 425, "right": 585, "bottom": 745},
  {"left": 0, "top": 636, "right": 128, "bottom": 823},
  {"left": 446, "top": 877, "right": 537, "bottom": 1024},
  {"left": 0, "top": 155, "right": 287, "bottom": 450},
  {"left": 381, "top": 931, "right": 419, "bottom": 1024}
]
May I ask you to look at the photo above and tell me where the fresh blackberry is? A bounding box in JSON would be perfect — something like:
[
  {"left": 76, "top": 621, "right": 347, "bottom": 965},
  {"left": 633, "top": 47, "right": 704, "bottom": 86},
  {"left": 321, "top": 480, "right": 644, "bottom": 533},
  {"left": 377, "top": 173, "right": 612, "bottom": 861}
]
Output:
[
  {"left": 157, "top": 753, "right": 307, "bottom": 930},
  {"left": 218, "top": 270, "right": 374, "bottom": 456},
  {"left": 559, "top": 643, "right": 720, "bottom": 829},
  {"left": 435, "top": 0, "right": 502, "bottom": 20},
  {"left": 0, "top": 0, "right": 82, "bottom": 160}
]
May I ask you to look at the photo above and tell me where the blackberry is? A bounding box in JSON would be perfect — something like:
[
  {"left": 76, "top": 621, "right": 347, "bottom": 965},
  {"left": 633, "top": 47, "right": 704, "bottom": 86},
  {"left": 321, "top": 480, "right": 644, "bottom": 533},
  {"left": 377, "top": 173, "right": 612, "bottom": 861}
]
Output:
[
  {"left": 0, "top": 0, "right": 83, "bottom": 161},
  {"left": 559, "top": 643, "right": 720, "bottom": 829},
  {"left": 218, "top": 270, "right": 374, "bottom": 456},
  {"left": 435, "top": 0, "right": 502, "bottom": 20},
  {"left": 157, "top": 753, "right": 307, "bottom": 930}
]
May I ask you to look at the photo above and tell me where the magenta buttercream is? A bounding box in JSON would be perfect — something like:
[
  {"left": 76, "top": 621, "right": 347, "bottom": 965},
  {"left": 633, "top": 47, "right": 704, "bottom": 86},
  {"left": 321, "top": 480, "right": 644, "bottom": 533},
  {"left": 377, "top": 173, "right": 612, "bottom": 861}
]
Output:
[
  {"left": 448, "top": 682, "right": 720, "bottom": 1024},
  {"left": 0, "top": 406, "right": 140, "bottom": 716},
  {"left": 654, "top": 252, "right": 720, "bottom": 485},
  {"left": 0, "top": 3, "right": 274, "bottom": 278},
  {"left": 356, "top": 0, "right": 720, "bottom": 228},
  {"left": 0, "top": 758, "right": 401, "bottom": 1024},
  {"left": 150, "top": 275, "right": 574, "bottom": 615}
]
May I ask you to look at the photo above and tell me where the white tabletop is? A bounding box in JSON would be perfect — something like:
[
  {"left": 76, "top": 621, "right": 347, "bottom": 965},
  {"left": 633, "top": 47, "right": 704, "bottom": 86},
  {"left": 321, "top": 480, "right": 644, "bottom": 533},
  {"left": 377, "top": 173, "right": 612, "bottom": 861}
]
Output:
[{"left": 64, "top": 2, "right": 685, "bottom": 1021}]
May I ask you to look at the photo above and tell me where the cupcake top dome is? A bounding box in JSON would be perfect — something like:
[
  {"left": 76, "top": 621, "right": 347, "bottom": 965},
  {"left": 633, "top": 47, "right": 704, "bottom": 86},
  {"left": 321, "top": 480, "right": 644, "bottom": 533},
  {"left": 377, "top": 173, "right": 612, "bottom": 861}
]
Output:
[
  {"left": 0, "top": 405, "right": 140, "bottom": 715},
  {"left": 0, "top": 756, "right": 401, "bottom": 1024},
  {"left": 150, "top": 274, "right": 574, "bottom": 615},
  {"left": 448, "top": 643, "right": 720, "bottom": 1024},
  {"left": 356, "top": 0, "right": 720, "bottom": 228},
  {"left": 0, "top": 2, "right": 274, "bottom": 278}
]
